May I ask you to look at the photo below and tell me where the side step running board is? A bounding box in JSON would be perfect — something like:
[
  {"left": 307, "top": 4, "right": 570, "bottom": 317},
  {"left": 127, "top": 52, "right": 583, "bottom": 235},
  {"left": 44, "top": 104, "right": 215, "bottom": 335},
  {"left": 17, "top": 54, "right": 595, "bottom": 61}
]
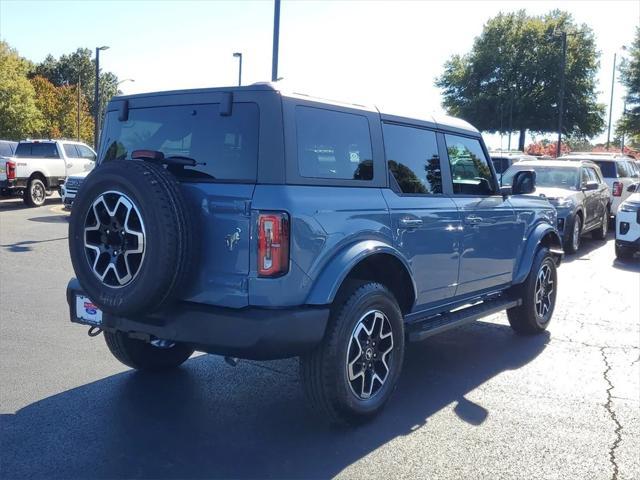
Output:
[{"left": 407, "top": 296, "right": 521, "bottom": 342}]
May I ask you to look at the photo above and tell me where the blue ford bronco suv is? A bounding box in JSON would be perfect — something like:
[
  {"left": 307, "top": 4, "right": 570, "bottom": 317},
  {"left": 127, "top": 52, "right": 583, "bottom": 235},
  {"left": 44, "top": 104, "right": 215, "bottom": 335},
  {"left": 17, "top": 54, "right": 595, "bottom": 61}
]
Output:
[{"left": 67, "top": 84, "right": 562, "bottom": 424}]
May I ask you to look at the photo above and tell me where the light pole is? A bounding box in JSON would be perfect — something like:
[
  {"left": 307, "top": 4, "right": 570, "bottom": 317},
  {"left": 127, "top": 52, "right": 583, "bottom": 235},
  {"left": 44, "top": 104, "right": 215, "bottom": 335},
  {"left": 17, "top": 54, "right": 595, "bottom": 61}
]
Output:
[
  {"left": 556, "top": 31, "right": 567, "bottom": 158},
  {"left": 271, "top": 0, "right": 281, "bottom": 82},
  {"left": 233, "top": 53, "right": 243, "bottom": 86},
  {"left": 94, "top": 46, "right": 109, "bottom": 150},
  {"left": 606, "top": 53, "right": 617, "bottom": 149},
  {"left": 117, "top": 78, "right": 135, "bottom": 87},
  {"left": 77, "top": 76, "right": 81, "bottom": 141}
]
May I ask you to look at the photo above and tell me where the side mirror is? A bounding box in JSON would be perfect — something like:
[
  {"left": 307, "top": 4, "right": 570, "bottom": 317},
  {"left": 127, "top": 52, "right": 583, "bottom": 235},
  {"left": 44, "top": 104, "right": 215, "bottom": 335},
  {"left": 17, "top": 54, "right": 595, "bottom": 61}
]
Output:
[
  {"left": 583, "top": 180, "right": 599, "bottom": 191},
  {"left": 512, "top": 170, "right": 536, "bottom": 195},
  {"left": 627, "top": 183, "right": 639, "bottom": 193},
  {"left": 500, "top": 186, "right": 513, "bottom": 198}
]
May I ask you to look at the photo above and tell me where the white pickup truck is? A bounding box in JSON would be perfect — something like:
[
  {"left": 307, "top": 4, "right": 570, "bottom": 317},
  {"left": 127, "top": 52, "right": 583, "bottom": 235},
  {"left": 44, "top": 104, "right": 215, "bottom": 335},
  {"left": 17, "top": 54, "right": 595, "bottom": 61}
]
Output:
[{"left": 0, "top": 139, "right": 96, "bottom": 207}]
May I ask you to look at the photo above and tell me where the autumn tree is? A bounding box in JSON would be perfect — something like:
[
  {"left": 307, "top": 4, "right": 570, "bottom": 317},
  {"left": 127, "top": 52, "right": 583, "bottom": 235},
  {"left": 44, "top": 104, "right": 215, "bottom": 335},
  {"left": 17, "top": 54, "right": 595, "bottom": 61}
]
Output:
[
  {"left": 0, "top": 41, "right": 42, "bottom": 139},
  {"left": 617, "top": 27, "right": 640, "bottom": 147},
  {"left": 32, "top": 47, "right": 120, "bottom": 119},
  {"left": 436, "top": 10, "right": 605, "bottom": 150}
]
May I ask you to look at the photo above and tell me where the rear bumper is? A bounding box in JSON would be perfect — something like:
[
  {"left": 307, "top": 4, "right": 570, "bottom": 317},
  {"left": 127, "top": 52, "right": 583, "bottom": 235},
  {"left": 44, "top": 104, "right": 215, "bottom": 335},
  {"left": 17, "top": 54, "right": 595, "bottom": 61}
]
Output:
[
  {"left": 66, "top": 278, "right": 329, "bottom": 360},
  {"left": 0, "top": 179, "right": 26, "bottom": 190}
]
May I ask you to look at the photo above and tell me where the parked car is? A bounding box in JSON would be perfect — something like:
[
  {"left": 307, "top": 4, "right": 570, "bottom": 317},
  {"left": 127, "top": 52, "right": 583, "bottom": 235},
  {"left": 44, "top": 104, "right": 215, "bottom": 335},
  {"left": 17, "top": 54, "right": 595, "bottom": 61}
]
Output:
[
  {"left": 489, "top": 150, "right": 537, "bottom": 176},
  {"left": 502, "top": 160, "right": 610, "bottom": 254},
  {"left": 0, "top": 139, "right": 96, "bottom": 207},
  {"left": 0, "top": 140, "right": 18, "bottom": 196},
  {"left": 0, "top": 139, "right": 18, "bottom": 158},
  {"left": 559, "top": 153, "right": 640, "bottom": 215},
  {"left": 615, "top": 189, "right": 640, "bottom": 260},
  {"left": 61, "top": 170, "right": 91, "bottom": 209},
  {"left": 66, "top": 84, "right": 563, "bottom": 424}
]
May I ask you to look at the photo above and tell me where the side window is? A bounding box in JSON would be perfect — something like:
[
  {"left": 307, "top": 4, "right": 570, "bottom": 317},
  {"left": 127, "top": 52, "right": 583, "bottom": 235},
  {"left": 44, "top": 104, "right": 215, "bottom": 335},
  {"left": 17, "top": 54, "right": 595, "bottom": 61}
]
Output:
[
  {"left": 581, "top": 168, "right": 590, "bottom": 185},
  {"left": 444, "top": 134, "right": 495, "bottom": 195},
  {"left": 296, "top": 106, "right": 373, "bottom": 181},
  {"left": 587, "top": 168, "right": 600, "bottom": 183},
  {"left": 63, "top": 144, "right": 79, "bottom": 158},
  {"left": 0, "top": 143, "right": 12, "bottom": 157},
  {"left": 76, "top": 145, "right": 97, "bottom": 161},
  {"left": 617, "top": 161, "right": 631, "bottom": 178},
  {"left": 382, "top": 123, "right": 442, "bottom": 194}
]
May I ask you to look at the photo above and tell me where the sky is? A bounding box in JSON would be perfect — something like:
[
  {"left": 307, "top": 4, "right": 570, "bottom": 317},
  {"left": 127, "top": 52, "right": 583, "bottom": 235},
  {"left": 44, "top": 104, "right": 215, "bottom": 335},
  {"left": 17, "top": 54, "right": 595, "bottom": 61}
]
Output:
[{"left": 1, "top": 0, "right": 638, "bottom": 149}]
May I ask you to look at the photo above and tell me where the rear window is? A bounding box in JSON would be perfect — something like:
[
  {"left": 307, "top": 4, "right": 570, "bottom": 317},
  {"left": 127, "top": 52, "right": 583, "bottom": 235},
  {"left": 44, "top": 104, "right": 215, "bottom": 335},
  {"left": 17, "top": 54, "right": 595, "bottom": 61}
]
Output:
[
  {"left": 0, "top": 142, "right": 15, "bottom": 157},
  {"left": 15, "top": 142, "right": 60, "bottom": 158},
  {"left": 593, "top": 161, "right": 617, "bottom": 178},
  {"left": 101, "top": 103, "right": 259, "bottom": 182},
  {"left": 296, "top": 106, "right": 373, "bottom": 180}
]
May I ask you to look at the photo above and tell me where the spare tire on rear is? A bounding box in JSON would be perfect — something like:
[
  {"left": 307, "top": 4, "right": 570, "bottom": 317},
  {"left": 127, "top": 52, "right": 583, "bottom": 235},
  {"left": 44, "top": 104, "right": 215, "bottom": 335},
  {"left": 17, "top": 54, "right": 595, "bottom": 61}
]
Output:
[{"left": 69, "top": 160, "right": 193, "bottom": 316}]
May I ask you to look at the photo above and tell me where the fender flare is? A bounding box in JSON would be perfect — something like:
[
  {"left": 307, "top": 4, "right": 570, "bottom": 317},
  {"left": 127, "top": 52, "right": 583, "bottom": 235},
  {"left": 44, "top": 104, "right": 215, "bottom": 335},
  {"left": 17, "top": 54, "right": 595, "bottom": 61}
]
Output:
[
  {"left": 513, "top": 224, "right": 563, "bottom": 285},
  {"left": 305, "top": 240, "right": 417, "bottom": 307}
]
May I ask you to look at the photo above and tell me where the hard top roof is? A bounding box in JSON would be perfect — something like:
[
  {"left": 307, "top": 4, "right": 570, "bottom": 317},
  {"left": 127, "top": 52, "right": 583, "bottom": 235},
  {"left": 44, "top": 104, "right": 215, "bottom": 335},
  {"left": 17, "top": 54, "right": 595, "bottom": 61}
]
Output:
[
  {"left": 112, "top": 82, "right": 479, "bottom": 135},
  {"left": 558, "top": 153, "right": 633, "bottom": 162},
  {"left": 510, "top": 159, "right": 595, "bottom": 168}
]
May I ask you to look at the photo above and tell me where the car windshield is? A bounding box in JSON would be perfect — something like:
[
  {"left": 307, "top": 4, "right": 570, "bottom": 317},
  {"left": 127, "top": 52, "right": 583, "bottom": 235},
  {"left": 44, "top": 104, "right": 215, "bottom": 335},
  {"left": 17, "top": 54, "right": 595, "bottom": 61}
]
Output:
[{"left": 502, "top": 165, "right": 578, "bottom": 189}]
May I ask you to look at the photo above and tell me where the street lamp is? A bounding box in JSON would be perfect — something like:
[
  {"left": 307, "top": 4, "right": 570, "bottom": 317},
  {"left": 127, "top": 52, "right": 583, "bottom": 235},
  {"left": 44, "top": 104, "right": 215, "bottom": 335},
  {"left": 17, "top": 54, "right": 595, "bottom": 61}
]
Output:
[
  {"left": 94, "top": 45, "right": 109, "bottom": 150},
  {"left": 233, "top": 53, "right": 242, "bottom": 86},
  {"left": 117, "top": 78, "right": 135, "bottom": 87}
]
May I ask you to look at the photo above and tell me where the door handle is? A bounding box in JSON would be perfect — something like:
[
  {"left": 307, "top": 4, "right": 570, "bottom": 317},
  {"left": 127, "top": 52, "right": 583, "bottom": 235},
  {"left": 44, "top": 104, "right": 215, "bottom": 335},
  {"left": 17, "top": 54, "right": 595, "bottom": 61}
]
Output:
[
  {"left": 465, "top": 215, "right": 483, "bottom": 224},
  {"left": 66, "top": 162, "right": 73, "bottom": 168},
  {"left": 399, "top": 217, "right": 423, "bottom": 228}
]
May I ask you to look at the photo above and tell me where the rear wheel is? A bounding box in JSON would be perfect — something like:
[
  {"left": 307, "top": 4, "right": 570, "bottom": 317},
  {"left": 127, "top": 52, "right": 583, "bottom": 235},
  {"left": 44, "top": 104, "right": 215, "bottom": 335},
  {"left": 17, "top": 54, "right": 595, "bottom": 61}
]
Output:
[
  {"left": 24, "top": 178, "right": 46, "bottom": 207},
  {"left": 104, "top": 331, "right": 194, "bottom": 371},
  {"left": 300, "top": 282, "right": 404, "bottom": 425},
  {"left": 507, "top": 248, "right": 557, "bottom": 335}
]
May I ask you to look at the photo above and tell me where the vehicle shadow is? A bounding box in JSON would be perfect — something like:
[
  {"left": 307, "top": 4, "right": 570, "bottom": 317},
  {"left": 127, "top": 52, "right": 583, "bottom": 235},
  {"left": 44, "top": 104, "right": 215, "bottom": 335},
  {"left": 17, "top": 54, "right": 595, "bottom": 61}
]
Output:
[
  {"left": 561, "top": 233, "right": 612, "bottom": 264},
  {"left": 0, "top": 197, "right": 61, "bottom": 211},
  {"left": 612, "top": 257, "right": 640, "bottom": 271},
  {"left": 0, "top": 236, "right": 68, "bottom": 252},
  {"left": 0, "top": 322, "right": 549, "bottom": 479},
  {"left": 27, "top": 214, "right": 69, "bottom": 223}
]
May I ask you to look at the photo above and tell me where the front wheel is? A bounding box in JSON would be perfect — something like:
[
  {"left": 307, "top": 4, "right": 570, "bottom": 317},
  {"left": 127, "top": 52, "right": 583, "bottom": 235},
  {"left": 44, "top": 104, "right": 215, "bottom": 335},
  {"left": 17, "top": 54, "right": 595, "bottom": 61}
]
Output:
[
  {"left": 507, "top": 248, "right": 557, "bottom": 335},
  {"left": 564, "top": 215, "right": 582, "bottom": 254},
  {"left": 23, "top": 178, "right": 46, "bottom": 207},
  {"left": 615, "top": 243, "right": 635, "bottom": 260},
  {"left": 300, "top": 282, "right": 404, "bottom": 425},
  {"left": 104, "top": 331, "right": 194, "bottom": 371},
  {"left": 592, "top": 210, "right": 609, "bottom": 240}
]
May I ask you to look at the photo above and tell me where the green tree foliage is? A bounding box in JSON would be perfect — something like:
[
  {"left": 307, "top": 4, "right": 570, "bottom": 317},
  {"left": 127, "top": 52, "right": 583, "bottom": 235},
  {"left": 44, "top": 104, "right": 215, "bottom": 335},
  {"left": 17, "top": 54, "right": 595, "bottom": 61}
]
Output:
[
  {"left": 0, "top": 41, "right": 43, "bottom": 139},
  {"left": 617, "top": 27, "right": 640, "bottom": 146},
  {"left": 436, "top": 10, "right": 605, "bottom": 150},
  {"left": 30, "top": 76, "right": 94, "bottom": 143},
  {"left": 32, "top": 47, "right": 120, "bottom": 118}
]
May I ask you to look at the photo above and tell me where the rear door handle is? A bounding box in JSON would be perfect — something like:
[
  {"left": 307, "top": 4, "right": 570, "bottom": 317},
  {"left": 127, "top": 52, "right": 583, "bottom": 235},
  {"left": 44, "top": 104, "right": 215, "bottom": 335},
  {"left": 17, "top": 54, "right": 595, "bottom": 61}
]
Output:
[
  {"left": 66, "top": 162, "right": 73, "bottom": 168},
  {"left": 465, "top": 215, "right": 483, "bottom": 224},
  {"left": 399, "top": 217, "right": 423, "bottom": 229}
]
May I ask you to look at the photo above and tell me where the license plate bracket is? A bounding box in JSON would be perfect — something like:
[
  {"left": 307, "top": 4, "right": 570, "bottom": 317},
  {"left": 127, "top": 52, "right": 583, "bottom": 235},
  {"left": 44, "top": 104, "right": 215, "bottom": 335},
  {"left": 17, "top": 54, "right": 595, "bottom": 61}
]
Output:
[{"left": 75, "top": 295, "right": 103, "bottom": 326}]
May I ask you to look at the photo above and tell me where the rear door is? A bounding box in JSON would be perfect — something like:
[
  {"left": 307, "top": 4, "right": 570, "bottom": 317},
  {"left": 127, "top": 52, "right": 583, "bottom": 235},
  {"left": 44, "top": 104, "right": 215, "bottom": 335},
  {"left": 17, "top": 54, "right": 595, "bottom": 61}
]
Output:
[
  {"left": 62, "top": 144, "right": 85, "bottom": 176},
  {"left": 443, "top": 133, "right": 521, "bottom": 296},
  {"left": 75, "top": 144, "right": 97, "bottom": 172},
  {"left": 100, "top": 92, "right": 265, "bottom": 308},
  {"left": 381, "top": 123, "right": 461, "bottom": 308}
]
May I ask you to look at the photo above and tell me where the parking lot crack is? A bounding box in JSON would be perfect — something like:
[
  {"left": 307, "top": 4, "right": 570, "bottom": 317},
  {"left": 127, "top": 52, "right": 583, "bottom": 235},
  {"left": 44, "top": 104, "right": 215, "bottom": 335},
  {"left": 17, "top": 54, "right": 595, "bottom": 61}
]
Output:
[{"left": 600, "top": 347, "right": 622, "bottom": 480}]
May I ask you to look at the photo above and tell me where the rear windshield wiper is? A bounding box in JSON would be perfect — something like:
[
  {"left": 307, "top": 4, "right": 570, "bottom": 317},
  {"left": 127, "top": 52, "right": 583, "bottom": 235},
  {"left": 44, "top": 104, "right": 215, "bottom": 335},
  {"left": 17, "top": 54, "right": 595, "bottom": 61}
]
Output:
[{"left": 131, "top": 149, "right": 205, "bottom": 167}]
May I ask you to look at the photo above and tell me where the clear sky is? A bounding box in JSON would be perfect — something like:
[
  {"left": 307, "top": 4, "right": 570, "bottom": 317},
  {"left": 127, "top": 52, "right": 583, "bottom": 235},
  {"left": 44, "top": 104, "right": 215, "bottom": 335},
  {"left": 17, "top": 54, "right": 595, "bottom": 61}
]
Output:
[{"left": 1, "top": 0, "right": 638, "bottom": 148}]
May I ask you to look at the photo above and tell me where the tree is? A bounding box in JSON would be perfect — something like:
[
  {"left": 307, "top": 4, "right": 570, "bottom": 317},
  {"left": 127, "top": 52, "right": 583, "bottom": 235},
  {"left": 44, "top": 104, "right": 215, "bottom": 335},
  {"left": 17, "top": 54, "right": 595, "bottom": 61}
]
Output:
[
  {"left": 617, "top": 27, "right": 640, "bottom": 146},
  {"left": 30, "top": 75, "right": 94, "bottom": 143},
  {"left": 0, "top": 41, "right": 43, "bottom": 139},
  {"left": 436, "top": 10, "right": 605, "bottom": 150},
  {"left": 32, "top": 47, "right": 119, "bottom": 118}
]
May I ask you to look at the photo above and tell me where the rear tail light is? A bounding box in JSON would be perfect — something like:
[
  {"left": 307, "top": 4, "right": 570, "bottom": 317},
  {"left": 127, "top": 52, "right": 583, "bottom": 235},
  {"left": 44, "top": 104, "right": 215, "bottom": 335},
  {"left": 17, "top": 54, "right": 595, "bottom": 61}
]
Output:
[
  {"left": 6, "top": 161, "right": 16, "bottom": 180},
  {"left": 257, "top": 212, "right": 289, "bottom": 277},
  {"left": 612, "top": 182, "right": 622, "bottom": 197}
]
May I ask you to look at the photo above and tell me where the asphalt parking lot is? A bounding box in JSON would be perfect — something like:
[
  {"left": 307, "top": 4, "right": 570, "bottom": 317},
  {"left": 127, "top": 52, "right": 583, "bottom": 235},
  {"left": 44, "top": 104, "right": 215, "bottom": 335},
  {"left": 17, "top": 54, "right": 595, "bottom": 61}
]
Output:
[{"left": 0, "top": 196, "right": 638, "bottom": 480}]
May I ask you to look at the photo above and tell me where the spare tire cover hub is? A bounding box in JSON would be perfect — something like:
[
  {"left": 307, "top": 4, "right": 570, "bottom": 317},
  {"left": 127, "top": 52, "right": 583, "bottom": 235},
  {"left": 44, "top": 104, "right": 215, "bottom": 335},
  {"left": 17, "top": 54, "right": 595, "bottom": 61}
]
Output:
[{"left": 84, "top": 190, "right": 145, "bottom": 288}]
